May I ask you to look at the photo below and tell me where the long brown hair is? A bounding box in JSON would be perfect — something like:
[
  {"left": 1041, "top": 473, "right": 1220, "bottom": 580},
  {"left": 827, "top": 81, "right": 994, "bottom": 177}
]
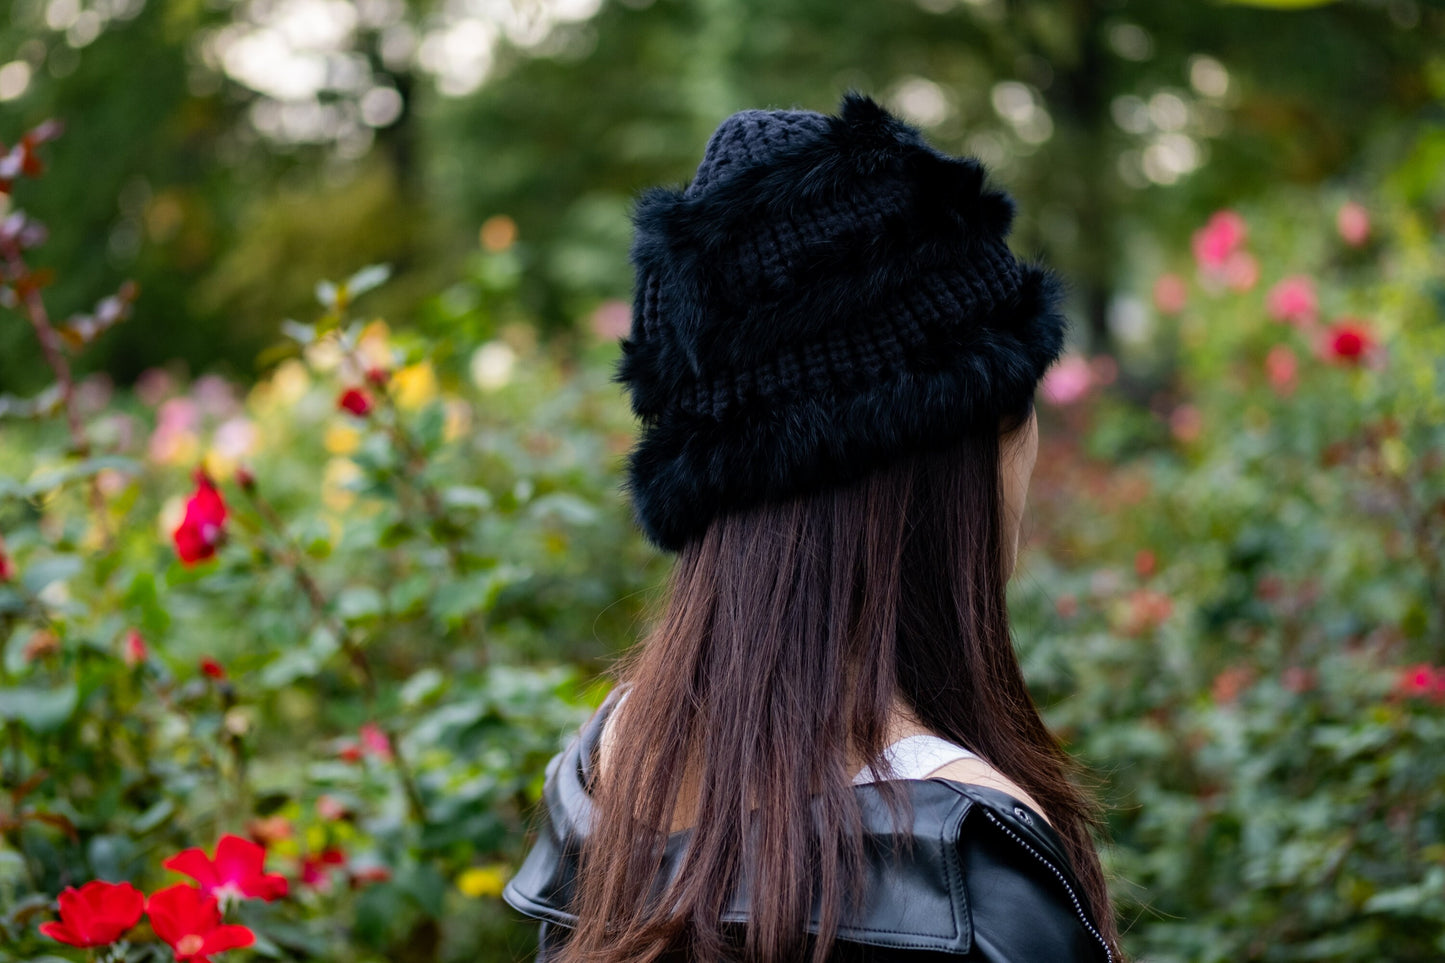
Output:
[{"left": 559, "top": 401, "right": 1119, "bottom": 962}]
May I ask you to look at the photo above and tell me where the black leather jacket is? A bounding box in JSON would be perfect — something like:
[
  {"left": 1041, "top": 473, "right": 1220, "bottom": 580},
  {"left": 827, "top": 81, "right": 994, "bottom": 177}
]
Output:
[{"left": 503, "top": 694, "right": 1114, "bottom": 962}]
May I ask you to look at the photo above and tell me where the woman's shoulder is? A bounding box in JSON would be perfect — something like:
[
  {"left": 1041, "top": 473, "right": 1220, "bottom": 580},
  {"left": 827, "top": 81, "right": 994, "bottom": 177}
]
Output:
[
  {"left": 503, "top": 705, "right": 1113, "bottom": 962},
  {"left": 923, "top": 755, "right": 1054, "bottom": 828}
]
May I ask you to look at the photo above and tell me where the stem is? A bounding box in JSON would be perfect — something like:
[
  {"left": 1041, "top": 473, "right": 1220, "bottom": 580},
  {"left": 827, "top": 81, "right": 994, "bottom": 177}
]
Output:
[
  {"left": 338, "top": 339, "right": 466, "bottom": 575},
  {"left": 241, "top": 483, "right": 429, "bottom": 825},
  {"left": 334, "top": 338, "right": 488, "bottom": 650},
  {"left": 1, "top": 243, "right": 114, "bottom": 550}
]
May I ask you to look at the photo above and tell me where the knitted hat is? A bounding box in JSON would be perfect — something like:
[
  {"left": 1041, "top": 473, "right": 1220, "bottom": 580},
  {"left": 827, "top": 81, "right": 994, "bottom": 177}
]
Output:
[{"left": 615, "top": 91, "right": 1070, "bottom": 553}]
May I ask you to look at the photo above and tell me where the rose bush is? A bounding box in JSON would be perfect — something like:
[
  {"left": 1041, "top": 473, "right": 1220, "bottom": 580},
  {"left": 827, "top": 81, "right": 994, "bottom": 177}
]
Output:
[
  {"left": 3, "top": 118, "right": 1443, "bottom": 962},
  {"left": 1, "top": 121, "right": 661, "bottom": 962},
  {"left": 1020, "top": 125, "right": 1445, "bottom": 960}
]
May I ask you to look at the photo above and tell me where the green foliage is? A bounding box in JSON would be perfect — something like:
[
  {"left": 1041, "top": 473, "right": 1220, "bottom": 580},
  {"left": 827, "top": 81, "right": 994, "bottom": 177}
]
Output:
[
  {"left": 1010, "top": 125, "right": 1445, "bottom": 961},
  {"left": 1, "top": 229, "right": 664, "bottom": 958}
]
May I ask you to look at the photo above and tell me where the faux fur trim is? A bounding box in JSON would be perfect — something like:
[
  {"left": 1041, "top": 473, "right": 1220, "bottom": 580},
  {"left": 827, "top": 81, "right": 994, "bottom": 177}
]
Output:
[{"left": 622, "top": 262, "right": 1070, "bottom": 552}]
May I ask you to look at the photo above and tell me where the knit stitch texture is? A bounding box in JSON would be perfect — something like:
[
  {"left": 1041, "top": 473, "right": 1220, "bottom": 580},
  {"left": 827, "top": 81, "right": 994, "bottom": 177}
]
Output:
[{"left": 615, "top": 91, "right": 1070, "bottom": 552}]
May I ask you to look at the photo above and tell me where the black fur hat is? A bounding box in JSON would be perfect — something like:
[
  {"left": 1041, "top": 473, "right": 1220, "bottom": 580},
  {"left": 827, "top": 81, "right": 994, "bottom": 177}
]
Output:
[{"left": 615, "top": 91, "right": 1070, "bottom": 552}]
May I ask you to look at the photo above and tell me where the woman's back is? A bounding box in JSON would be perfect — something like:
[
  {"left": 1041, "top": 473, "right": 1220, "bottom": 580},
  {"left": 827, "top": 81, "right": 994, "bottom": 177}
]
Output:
[
  {"left": 505, "top": 690, "right": 1113, "bottom": 962},
  {"left": 503, "top": 90, "right": 1121, "bottom": 962}
]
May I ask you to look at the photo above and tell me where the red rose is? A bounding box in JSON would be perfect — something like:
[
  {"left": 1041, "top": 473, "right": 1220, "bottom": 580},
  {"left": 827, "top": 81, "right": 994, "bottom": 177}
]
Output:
[
  {"left": 316, "top": 794, "right": 351, "bottom": 822},
  {"left": 1281, "top": 666, "right": 1315, "bottom": 695},
  {"left": 1124, "top": 589, "right": 1173, "bottom": 635},
  {"left": 1396, "top": 664, "right": 1440, "bottom": 699},
  {"left": 38, "top": 880, "right": 145, "bottom": 947},
  {"left": 338, "top": 740, "right": 364, "bottom": 762},
  {"left": 1324, "top": 319, "right": 1375, "bottom": 364},
  {"left": 300, "top": 848, "right": 347, "bottom": 888},
  {"left": 338, "top": 387, "right": 373, "bottom": 417},
  {"left": 145, "top": 884, "right": 255, "bottom": 963},
  {"left": 173, "top": 469, "right": 228, "bottom": 565},
  {"left": 200, "top": 657, "right": 227, "bottom": 680},
  {"left": 1265, "top": 275, "right": 1318, "bottom": 327},
  {"left": 163, "top": 834, "right": 289, "bottom": 903},
  {"left": 1211, "top": 666, "right": 1253, "bottom": 705},
  {"left": 246, "top": 815, "right": 293, "bottom": 847},
  {"left": 1266, "top": 345, "right": 1299, "bottom": 396},
  {"left": 1336, "top": 201, "right": 1370, "bottom": 247},
  {"left": 359, "top": 722, "right": 393, "bottom": 761},
  {"left": 23, "top": 628, "right": 60, "bottom": 662},
  {"left": 1191, "top": 210, "right": 1246, "bottom": 271},
  {"left": 349, "top": 864, "right": 392, "bottom": 888},
  {"left": 1152, "top": 273, "right": 1187, "bottom": 315},
  {"left": 123, "top": 628, "right": 148, "bottom": 667},
  {"left": 1134, "top": 549, "right": 1157, "bottom": 579}
]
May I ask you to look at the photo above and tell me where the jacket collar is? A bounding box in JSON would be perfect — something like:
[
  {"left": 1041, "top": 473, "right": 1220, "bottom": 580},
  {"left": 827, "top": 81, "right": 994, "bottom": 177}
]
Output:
[{"left": 503, "top": 690, "right": 1085, "bottom": 954}]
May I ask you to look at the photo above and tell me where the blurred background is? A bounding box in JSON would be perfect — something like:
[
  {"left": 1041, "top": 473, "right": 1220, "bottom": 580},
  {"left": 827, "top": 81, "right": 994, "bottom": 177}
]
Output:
[{"left": 1, "top": 1, "right": 1443, "bottom": 961}]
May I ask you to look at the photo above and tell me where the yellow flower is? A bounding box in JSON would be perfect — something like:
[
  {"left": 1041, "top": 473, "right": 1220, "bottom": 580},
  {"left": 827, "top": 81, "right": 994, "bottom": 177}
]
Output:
[
  {"left": 1381, "top": 437, "right": 1409, "bottom": 475},
  {"left": 358, "top": 319, "right": 394, "bottom": 370},
  {"left": 304, "top": 338, "right": 345, "bottom": 373},
  {"left": 392, "top": 361, "right": 438, "bottom": 410},
  {"left": 202, "top": 448, "right": 237, "bottom": 481},
  {"left": 444, "top": 399, "right": 472, "bottom": 442},
  {"left": 322, "top": 457, "right": 362, "bottom": 512},
  {"left": 324, "top": 424, "right": 362, "bottom": 455},
  {"left": 151, "top": 431, "right": 199, "bottom": 467},
  {"left": 270, "top": 359, "right": 312, "bottom": 407},
  {"left": 457, "top": 865, "right": 509, "bottom": 898},
  {"left": 479, "top": 215, "right": 517, "bottom": 252},
  {"left": 158, "top": 495, "right": 187, "bottom": 540}
]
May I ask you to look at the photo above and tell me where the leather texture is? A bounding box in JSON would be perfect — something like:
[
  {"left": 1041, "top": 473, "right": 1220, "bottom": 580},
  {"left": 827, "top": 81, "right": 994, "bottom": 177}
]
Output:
[{"left": 503, "top": 691, "right": 1113, "bottom": 962}]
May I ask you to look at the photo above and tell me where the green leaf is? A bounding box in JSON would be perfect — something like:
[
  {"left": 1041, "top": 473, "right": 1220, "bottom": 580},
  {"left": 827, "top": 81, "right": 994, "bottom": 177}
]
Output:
[
  {"left": 0, "top": 853, "right": 35, "bottom": 889},
  {"left": 336, "top": 585, "right": 385, "bottom": 623},
  {"left": 395, "top": 862, "right": 447, "bottom": 917},
  {"left": 292, "top": 516, "right": 334, "bottom": 559},
  {"left": 0, "top": 383, "right": 64, "bottom": 421},
  {"left": 245, "top": 929, "right": 286, "bottom": 959},
  {"left": 346, "top": 263, "right": 392, "bottom": 297},
  {"left": 528, "top": 492, "right": 599, "bottom": 526},
  {"left": 258, "top": 625, "right": 340, "bottom": 688},
  {"left": 280, "top": 319, "right": 316, "bottom": 345},
  {"left": 23, "top": 456, "right": 141, "bottom": 498},
  {"left": 400, "top": 667, "right": 445, "bottom": 708},
  {"left": 442, "top": 485, "right": 493, "bottom": 512},
  {"left": 20, "top": 555, "right": 83, "bottom": 596},
  {"left": 0, "top": 587, "right": 26, "bottom": 616},
  {"left": 86, "top": 833, "right": 137, "bottom": 882},
  {"left": 0, "top": 683, "right": 79, "bottom": 732},
  {"left": 428, "top": 566, "right": 527, "bottom": 630},
  {"left": 413, "top": 400, "right": 447, "bottom": 452},
  {"left": 131, "top": 798, "right": 175, "bottom": 834},
  {"left": 386, "top": 572, "right": 432, "bottom": 616},
  {"left": 315, "top": 279, "right": 339, "bottom": 310}
]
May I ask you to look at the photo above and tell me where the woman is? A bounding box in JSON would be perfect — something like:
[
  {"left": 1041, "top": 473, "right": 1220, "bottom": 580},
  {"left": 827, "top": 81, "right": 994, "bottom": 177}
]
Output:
[{"left": 504, "top": 91, "right": 1121, "bottom": 963}]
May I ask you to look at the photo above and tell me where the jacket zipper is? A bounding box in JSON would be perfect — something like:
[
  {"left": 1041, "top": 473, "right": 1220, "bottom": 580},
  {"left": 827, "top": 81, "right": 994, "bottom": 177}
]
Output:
[{"left": 980, "top": 809, "right": 1113, "bottom": 963}]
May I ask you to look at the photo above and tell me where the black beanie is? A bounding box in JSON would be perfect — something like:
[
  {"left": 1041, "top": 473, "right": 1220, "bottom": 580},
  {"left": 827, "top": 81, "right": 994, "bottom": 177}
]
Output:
[{"left": 615, "top": 91, "right": 1070, "bottom": 553}]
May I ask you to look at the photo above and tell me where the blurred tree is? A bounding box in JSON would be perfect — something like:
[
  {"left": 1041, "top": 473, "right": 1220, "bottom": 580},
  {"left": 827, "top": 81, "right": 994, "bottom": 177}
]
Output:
[
  {"left": 1, "top": 0, "right": 1439, "bottom": 391},
  {"left": 429, "top": 0, "right": 1440, "bottom": 355}
]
